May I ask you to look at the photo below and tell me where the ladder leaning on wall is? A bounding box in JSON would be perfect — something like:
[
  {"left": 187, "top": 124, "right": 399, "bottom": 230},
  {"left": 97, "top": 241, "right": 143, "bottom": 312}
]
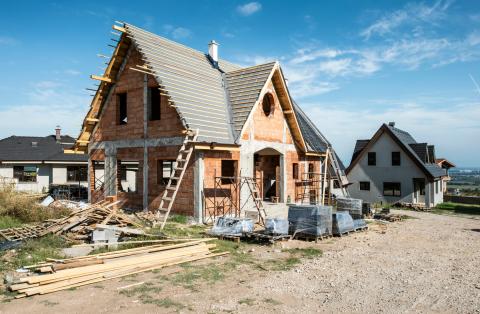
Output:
[{"left": 156, "top": 129, "right": 198, "bottom": 229}]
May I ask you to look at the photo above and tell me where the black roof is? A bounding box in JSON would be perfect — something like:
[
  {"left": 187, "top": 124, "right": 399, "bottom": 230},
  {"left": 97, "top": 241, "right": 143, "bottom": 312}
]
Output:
[
  {"left": 292, "top": 101, "right": 330, "bottom": 153},
  {"left": 0, "top": 135, "right": 88, "bottom": 162},
  {"left": 348, "top": 123, "right": 446, "bottom": 179}
]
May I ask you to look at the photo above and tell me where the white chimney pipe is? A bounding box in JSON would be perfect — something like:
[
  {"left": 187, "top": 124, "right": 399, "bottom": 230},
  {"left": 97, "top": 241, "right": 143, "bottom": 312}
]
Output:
[{"left": 208, "top": 40, "right": 219, "bottom": 65}]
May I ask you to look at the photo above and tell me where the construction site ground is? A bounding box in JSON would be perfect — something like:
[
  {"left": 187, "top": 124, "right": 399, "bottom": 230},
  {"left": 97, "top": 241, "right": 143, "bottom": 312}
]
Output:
[{"left": 1, "top": 209, "right": 479, "bottom": 313}]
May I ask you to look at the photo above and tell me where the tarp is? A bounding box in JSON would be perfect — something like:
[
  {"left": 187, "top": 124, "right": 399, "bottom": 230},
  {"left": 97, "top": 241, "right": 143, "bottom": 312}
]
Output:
[{"left": 288, "top": 205, "right": 333, "bottom": 236}]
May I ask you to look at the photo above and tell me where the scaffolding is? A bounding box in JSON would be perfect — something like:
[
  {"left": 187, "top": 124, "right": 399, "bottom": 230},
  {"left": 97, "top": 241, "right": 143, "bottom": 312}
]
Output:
[{"left": 203, "top": 170, "right": 266, "bottom": 224}]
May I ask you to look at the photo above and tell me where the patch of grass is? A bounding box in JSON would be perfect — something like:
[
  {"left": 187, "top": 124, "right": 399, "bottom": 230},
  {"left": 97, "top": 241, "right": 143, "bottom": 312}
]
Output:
[
  {"left": 263, "top": 298, "right": 281, "bottom": 305},
  {"left": 0, "top": 216, "right": 23, "bottom": 229},
  {"left": 40, "top": 300, "right": 59, "bottom": 307},
  {"left": 0, "top": 234, "right": 66, "bottom": 272},
  {"left": 238, "top": 298, "right": 255, "bottom": 306},
  {"left": 142, "top": 297, "right": 185, "bottom": 310},
  {"left": 157, "top": 223, "right": 206, "bottom": 238},
  {"left": 170, "top": 263, "right": 225, "bottom": 291},
  {"left": 260, "top": 257, "right": 301, "bottom": 271},
  {"left": 433, "top": 202, "right": 480, "bottom": 216},
  {"left": 168, "top": 214, "right": 188, "bottom": 224},
  {"left": 119, "top": 282, "right": 162, "bottom": 297},
  {"left": 282, "top": 247, "right": 323, "bottom": 259}
]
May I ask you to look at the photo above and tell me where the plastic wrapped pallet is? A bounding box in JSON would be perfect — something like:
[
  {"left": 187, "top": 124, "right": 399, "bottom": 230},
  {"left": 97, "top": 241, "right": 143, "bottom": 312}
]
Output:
[
  {"left": 265, "top": 218, "right": 289, "bottom": 235},
  {"left": 288, "top": 205, "right": 332, "bottom": 236},
  {"left": 209, "top": 217, "right": 254, "bottom": 236},
  {"left": 353, "top": 219, "right": 368, "bottom": 230},
  {"left": 332, "top": 211, "right": 354, "bottom": 235},
  {"left": 336, "top": 197, "right": 363, "bottom": 219}
]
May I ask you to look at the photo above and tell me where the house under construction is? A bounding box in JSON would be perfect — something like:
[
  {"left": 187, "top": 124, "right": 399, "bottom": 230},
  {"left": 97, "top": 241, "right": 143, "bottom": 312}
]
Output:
[{"left": 68, "top": 22, "right": 349, "bottom": 224}]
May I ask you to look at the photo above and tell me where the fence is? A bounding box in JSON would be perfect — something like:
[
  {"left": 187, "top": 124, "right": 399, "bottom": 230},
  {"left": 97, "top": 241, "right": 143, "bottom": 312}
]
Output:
[{"left": 444, "top": 194, "right": 480, "bottom": 205}]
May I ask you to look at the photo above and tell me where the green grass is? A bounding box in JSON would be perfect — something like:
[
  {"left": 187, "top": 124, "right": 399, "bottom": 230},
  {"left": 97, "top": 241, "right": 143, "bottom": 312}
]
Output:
[
  {"left": 168, "top": 214, "right": 188, "bottom": 224},
  {"left": 119, "top": 282, "right": 162, "bottom": 297},
  {"left": 433, "top": 202, "right": 480, "bottom": 216},
  {"left": 0, "top": 216, "right": 23, "bottom": 229},
  {"left": 170, "top": 263, "right": 226, "bottom": 291},
  {"left": 156, "top": 222, "right": 206, "bottom": 238},
  {"left": 0, "top": 234, "right": 66, "bottom": 272},
  {"left": 282, "top": 247, "right": 323, "bottom": 259},
  {"left": 263, "top": 298, "right": 282, "bottom": 305},
  {"left": 143, "top": 297, "right": 185, "bottom": 310}
]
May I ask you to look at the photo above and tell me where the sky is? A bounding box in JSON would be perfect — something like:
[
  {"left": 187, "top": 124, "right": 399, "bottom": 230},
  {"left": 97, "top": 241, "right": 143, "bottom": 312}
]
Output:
[{"left": 0, "top": 0, "right": 479, "bottom": 166}]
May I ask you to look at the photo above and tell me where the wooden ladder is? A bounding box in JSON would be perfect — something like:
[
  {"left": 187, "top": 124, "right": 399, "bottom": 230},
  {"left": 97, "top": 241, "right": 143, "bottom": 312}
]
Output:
[
  {"left": 243, "top": 177, "right": 267, "bottom": 225},
  {"left": 329, "top": 149, "right": 349, "bottom": 197},
  {"left": 156, "top": 130, "right": 198, "bottom": 229}
]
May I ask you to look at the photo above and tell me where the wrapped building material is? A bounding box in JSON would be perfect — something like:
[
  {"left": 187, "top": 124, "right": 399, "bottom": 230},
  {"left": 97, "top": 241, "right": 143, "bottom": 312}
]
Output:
[
  {"left": 265, "top": 218, "right": 289, "bottom": 235},
  {"left": 336, "top": 197, "right": 363, "bottom": 219},
  {"left": 332, "top": 211, "right": 354, "bottom": 235},
  {"left": 353, "top": 219, "right": 368, "bottom": 231},
  {"left": 288, "top": 205, "right": 332, "bottom": 236},
  {"left": 362, "top": 202, "right": 373, "bottom": 217},
  {"left": 209, "top": 217, "right": 254, "bottom": 236}
]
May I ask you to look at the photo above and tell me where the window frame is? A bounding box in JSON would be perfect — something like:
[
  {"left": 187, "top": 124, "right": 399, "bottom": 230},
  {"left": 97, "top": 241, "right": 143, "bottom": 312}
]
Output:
[
  {"left": 66, "top": 166, "right": 88, "bottom": 182},
  {"left": 392, "top": 151, "right": 401, "bottom": 166},
  {"left": 157, "top": 160, "right": 175, "bottom": 185},
  {"left": 148, "top": 87, "right": 161, "bottom": 121},
  {"left": 221, "top": 160, "right": 236, "bottom": 184},
  {"left": 262, "top": 93, "right": 274, "bottom": 117},
  {"left": 383, "top": 182, "right": 401, "bottom": 197},
  {"left": 292, "top": 163, "right": 299, "bottom": 180},
  {"left": 359, "top": 181, "right": 370, "bottom": 191},
  {"left": 117, "top": 92, "right": 128, "bottom": 125},
  {"left": 367, "top": 152, "right": 376, "bottom": 166},
  {"left": 13, "top": 165, "right": 37, "bottom": 183}
]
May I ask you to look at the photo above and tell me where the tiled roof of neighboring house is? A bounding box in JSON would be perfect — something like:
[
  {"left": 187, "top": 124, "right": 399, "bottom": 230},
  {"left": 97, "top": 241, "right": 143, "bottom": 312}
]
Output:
[
  {"left": 347, "top": 123, "right": 446, "bottom": 179},
  {"left": 409, "top": 143, "right": 428, "bottom": 162},
  {"left": 292, "top": 101, "right": 330, "bottom": 153},
  {"left": 351, "top": 140, "right": 370, "bottom": 163},
  {"left": 0, "top": 135, "right": 88, "bottom": 162},
  {"left": 225, "top": 62, "right": 277, "bottom": 135}
]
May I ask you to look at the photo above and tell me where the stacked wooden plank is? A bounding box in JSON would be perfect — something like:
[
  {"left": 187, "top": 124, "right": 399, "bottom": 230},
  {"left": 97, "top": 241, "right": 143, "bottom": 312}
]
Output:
[{"left": 10, "top": 239, "right": 225, "bottom": 298}]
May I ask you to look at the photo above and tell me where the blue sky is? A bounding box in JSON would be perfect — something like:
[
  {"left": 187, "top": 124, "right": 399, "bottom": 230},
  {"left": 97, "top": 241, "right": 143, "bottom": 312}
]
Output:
[{"left": 0, "top": 0, "right": 479, "bottom": 166}]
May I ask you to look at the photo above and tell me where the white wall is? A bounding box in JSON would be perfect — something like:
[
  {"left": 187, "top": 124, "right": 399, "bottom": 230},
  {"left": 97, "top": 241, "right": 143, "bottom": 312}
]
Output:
[
  {"left": 51, "top": 164, "right": 88, "bottom": 187},
  {"left": 347, "top": 132, "right": 430, "bottom": 206}
]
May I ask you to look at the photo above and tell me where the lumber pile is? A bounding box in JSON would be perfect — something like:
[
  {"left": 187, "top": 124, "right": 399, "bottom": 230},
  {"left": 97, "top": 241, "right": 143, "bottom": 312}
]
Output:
[{"left": 9, "top": 239, "right": 225, "bottom": 298}]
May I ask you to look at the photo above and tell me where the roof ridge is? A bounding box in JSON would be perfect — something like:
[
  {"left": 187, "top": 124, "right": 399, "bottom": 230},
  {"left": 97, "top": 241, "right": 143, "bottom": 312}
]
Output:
[
  {"left": 226, "top": 61, "right": 277, "bottom": 74},
  {"left": 124, "top": 22, "right": 242, "bottom": 71}
]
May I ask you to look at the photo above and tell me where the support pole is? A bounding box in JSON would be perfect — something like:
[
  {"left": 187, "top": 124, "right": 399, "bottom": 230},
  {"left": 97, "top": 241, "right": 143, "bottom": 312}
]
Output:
[{"left": 143, "top": 74, "right": 149, "bottom": 211}]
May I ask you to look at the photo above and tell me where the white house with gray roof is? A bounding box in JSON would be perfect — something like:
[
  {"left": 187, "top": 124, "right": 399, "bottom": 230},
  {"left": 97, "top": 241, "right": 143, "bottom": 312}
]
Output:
[{"left": 346, "top": 122, "right": 449, "bottom": 207}]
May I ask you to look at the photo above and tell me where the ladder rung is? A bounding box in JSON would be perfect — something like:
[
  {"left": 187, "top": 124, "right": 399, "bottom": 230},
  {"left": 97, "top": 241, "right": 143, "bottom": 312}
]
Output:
[
  {"left": 163, "top": 197, "right": 173, "bottom": 202},
  {"left": 158, "top": 208, "right": 168, "bottom": 212},
  {"left": 171, "top": 177, "right": 180, "bottom": 180},
  {"left": 177, "top": 158, "right": 187, "bottom": 162},
  {"left": 166, "top": 186, "right": 176, "bottom": 190}
]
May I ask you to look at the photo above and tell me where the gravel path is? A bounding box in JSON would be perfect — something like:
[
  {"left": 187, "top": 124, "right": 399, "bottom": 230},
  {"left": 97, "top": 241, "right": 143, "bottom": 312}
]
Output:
[{"left": 2, "top": 210, "right": 479, "bottom": 313}]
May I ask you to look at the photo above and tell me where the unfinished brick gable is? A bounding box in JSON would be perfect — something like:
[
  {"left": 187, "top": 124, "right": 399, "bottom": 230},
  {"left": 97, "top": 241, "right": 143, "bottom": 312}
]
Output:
[
  {"left": 91, "top": 48, "right": 185, "bottom": 143},
  {"left": 249, "top": 81, "right": 295, "bottom": 144}
]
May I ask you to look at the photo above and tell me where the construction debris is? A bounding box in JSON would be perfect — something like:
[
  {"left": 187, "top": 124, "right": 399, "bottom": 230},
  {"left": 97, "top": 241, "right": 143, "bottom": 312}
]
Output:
[
  {"left": 8, "top": 239, "right": 226, "bottom": 298},
  {"left": 0, "top": 200, "right": 145, "bottom": 245}
]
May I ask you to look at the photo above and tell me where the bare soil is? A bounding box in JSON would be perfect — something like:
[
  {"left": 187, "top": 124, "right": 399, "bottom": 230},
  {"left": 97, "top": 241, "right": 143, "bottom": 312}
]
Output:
[{"left": 1, "top": 210, "right": 479, "bottom": 314}]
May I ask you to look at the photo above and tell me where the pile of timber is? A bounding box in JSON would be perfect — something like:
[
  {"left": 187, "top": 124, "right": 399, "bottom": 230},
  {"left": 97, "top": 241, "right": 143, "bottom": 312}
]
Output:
[
  {"left": 9, "top": 239, "right": 225, "bottom": 298},
  {"left": 0, "top": 200, "right": 143, "bottom": 243}
]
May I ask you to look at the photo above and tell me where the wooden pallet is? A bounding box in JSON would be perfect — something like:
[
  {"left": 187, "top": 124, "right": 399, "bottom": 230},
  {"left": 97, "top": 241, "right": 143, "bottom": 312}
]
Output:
[
  {"left": 246, "top": 231, "right": 291, "bottom": 244},
  {"left": 353, "top": 226, "right": 369, "bottom": 232},
  {"left": 214, "top": 234, "right": 242, "bottom": 243},
  {"left": 293, "top": 232, "right": 332, "bottom": 243},
  {"left": 0, "top": 223, "right": 53, "bottom": 242}
]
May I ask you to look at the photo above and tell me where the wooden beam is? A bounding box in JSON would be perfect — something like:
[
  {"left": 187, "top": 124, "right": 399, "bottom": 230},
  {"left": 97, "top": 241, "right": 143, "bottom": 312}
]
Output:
[
  {"left": 90, "top": 75, "right": 113, "bottom": 83},
  {"left": 305, "top": 152, "right": 326, "bottom": 157},
  {"left": 194, "top": 144, "right": 240, "bottom": 151},
  {"left": 86, "top": 118, "right": 99, "bottom": 123},
  {"left": 112, "top": 25, "right": 126, "bottom": 33},
  {"left": 63, "top": 149, "right": 85, "bottom": 155}
]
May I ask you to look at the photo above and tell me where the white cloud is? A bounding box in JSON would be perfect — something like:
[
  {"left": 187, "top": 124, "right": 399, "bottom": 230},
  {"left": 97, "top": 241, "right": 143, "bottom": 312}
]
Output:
[
  {"left": 0, "top": 36, "right": 18, "bottom": 46},
  {"left": 237, "top": 2, "right": 262, "bottom": 16},
  {"left": 303, "top": 100, "right": 480, "bottom": 166},
  {"left": 65, "top": 69, "right": 81, "bottom": 76},
  {"left": 162, "top": 25, "right": 192, "bottom": 39},
  {"left": 361, "top": 0, "right": 452, "bottom": 40}
]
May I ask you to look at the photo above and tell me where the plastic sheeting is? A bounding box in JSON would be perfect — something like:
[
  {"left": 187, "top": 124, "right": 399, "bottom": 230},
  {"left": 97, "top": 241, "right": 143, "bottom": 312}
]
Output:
[
  {"left": 209, "top": 217, "right": 254, "bottom": 236},
  {"left": 332, "top": 211, "right": 354, "bottom": 235},
  {"left": 288, "top": 205, "right": 333, "bottom": 236},
  {"left": 336, "top": 197, "right": 363, "bottom": 219},
  {"left": 353, "top": 219, "right": 368, "bottom": 230},
  {"left": 265, "top": 218, "right": 289, "bottom": 235}
]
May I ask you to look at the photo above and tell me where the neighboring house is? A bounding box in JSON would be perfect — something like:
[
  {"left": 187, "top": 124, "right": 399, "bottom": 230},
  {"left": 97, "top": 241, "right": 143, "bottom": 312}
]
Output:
[
  {"left": 346, "top": 122, "right": 449, "bottom": 207},
  {"left": 0, "top": 128, "right": 88, "bottom": 193},
  {"left": 435, "top": 158, "right": 456, "bottom": 193},
  {"left": 68, "top": 22, "right": 348, "bottom": 220}
]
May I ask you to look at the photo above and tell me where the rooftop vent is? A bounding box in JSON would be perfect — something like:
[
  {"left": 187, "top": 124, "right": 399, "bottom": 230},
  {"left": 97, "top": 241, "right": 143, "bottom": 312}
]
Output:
[
  {"left": 208, "top": 40, "right": 219, "bottom": 68},
  {"left": 388, "top": 122, "right": 395, "bottom": 127},
  {"left": 31, "top": 141, "right": 38, "bottom": 148}
]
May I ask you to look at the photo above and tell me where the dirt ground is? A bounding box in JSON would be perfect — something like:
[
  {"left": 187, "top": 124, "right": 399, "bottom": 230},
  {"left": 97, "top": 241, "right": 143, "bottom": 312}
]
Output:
[{"left": 1, "top": 209, "right": 479, "bottom": 314}]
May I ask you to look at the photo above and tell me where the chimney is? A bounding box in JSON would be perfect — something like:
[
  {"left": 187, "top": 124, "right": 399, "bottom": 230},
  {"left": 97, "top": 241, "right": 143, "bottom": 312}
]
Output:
[
  {"left": 55, "top": 125, "right": 61, "bottom": 142},
  {"left": 208, "top": 40, "right": 219, "bottom": 67},
  {"left": 388, "top": 122, "right": 395, "bottom": 127}
]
